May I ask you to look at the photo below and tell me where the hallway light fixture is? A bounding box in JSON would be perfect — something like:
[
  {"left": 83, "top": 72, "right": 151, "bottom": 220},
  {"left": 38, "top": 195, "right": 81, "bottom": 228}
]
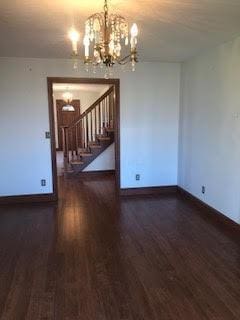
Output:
[
  {"left": 62, "top": 91, "right": 73, "bottom": 104},
  {"left": 62, "top": 105, "right": 75, "bottom": 112},
  {"left": 68, "top": 0, "right": 139, "bottom": 78},
  {"left": 62, "top": 91, "right": 75, "bottom": 111}
]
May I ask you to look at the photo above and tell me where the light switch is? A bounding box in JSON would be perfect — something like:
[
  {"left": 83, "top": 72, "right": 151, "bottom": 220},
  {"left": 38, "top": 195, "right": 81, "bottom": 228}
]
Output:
[{"left": 45, "top": 132, "right": 51, "bottom": 139}]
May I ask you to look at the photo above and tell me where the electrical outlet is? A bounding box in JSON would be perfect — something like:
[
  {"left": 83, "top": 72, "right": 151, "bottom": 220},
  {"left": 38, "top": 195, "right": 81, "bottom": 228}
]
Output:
[
  {"left": 135, "top": 174, "right": 140, "bottom": 181},
  {"left": 41, "top": 179, "right": 46, "bottom": 187},
  {"left": 202, "top": 186, "right": 205, "bottom": 194}
]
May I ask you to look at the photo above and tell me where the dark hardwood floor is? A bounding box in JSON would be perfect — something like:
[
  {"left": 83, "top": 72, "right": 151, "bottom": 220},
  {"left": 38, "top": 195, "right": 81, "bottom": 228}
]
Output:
[{"left": 0, "top": 174, "right": 240, "bottom": 320}]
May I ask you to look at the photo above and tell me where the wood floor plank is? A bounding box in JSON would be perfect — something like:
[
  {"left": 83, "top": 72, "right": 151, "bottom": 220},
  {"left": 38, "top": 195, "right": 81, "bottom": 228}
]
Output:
[{"left": 0, "top": 174, "right": 240, "bottom": 319}]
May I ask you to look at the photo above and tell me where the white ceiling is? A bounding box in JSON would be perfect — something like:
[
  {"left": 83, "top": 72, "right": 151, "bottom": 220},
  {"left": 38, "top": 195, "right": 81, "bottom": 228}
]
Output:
[
  {"left": 53, "top": 83, "right": 109, "bottom": 94},
  {"left": 1, "top": 0, "right": 240, "bottom": 62}
]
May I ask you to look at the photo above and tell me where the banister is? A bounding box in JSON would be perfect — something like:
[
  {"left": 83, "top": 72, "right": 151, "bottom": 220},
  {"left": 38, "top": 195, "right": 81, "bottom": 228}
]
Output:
[
  {"left": 68, "top": 86, "right": 114, "bottom": 129},
  {"left": 62, "top": 85, "right": 114, "bottom": 166}
]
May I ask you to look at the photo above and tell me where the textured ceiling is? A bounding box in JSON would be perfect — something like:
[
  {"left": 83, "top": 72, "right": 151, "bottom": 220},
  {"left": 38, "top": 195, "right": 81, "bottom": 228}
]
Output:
[{"left": 1, "top": 0, "right": 240, "bottom": 61}]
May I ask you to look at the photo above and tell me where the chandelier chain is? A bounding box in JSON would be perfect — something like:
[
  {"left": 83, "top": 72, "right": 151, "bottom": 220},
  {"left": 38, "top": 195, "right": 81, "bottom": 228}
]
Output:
[
  {"left": 104, "top": 0, "right": 109, "bottom": 27},
  {"left": 104, "top": 0, "right": 108, "bottom": 13}
]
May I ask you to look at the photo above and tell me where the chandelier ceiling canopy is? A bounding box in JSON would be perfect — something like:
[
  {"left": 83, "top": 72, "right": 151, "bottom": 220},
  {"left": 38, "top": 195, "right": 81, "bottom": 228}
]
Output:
[{"left": 68, "top": 0, "right": 139, "bottom": 77}]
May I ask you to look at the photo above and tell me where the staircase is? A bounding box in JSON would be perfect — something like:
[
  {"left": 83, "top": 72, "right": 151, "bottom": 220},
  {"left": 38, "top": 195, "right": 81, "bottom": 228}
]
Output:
[{"left": 61, "top": 86, "right": 115, "bottom": 174}]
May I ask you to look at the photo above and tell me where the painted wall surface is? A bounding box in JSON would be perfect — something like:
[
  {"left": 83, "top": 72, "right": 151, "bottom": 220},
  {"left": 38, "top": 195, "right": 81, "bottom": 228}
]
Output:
[
  {"left": 83, "top": 144, "right": 115, "bottom": 172},
  {"left": 179, "top": 36, "right": 240, "bottom": 224},
  {"left": 0, "top": 58, "right": 180, "bottom": 196}
]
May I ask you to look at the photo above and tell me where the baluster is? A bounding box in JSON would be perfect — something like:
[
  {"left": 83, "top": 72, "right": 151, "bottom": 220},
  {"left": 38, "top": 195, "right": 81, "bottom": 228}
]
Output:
[
  {"left": 82, "top": 118, "right": 84, "bottom": 149},
  {"left": 104, "top": 97, "right": 107, "bottom": 128},
  {"left": 83, "top": 117, "right": 86, "bottom": 149},
  {"left": 98, "top": 103, "right": 101, "bottom": 134},
  {"left": 95, "top": 107, "right": 97, "bottom": 141},
  {"left": 66, "top": 128, "right": 70, "bottom": 163},
  {"left": 81, "top": 120, "right": 83, "bottom": 150},
  {"left": 62, "top": 127, "right": 66, "bottom": 157},
  {"left": 78, "top": 121, "right": 81, "bottom": 150},
  {"left": 102, "top": 99, "right": 105, "bottom": 131},
  {"left": 109, "top": 92, "right": 112, "bottom": 128},
  {"left": 99, "top": 101, "right": 102, "bottom": 134},
  {"left": 104, "top": 98, "right": 107, "bottom": 128},
  {"left": 99, "top": 101, "right": 102, "bottom": 133},
  {"left": 92, "top": 110, "right": 94, "bottom": 141},
  {"left": 90, "top": 111, "right": 93, "bottom": 142},
  {"left": 101, "top": 100, "right": 105, "bottom": 133},
  {"left": 75, "top": 124, "right": 79, "bottom": 158},
  {"left": 93, "top": 111, "right": 94, "bottom": 141},
  {"left": 107, "top": 96, "right": 109, "bottom": 127},
  {"left": 106, "top": 97, "right": 108, "bottom": 128},
  {"left": 85, "top": 117, "right": 88, "bottom": 149},
  {"left": 112, "top": 88, "right": 115, "bottom": 128},
  {"left": 86, "top": 114, "right": 89, "bottom": 150},
  {"left": 81, "top": 119, "right": 84, "bottom": 150},
  {"left": 107, "top": 95, "right": 109, "bottom": 127},
  {"left": 71, "top": 128, "right": 74, "bottom": 160}
]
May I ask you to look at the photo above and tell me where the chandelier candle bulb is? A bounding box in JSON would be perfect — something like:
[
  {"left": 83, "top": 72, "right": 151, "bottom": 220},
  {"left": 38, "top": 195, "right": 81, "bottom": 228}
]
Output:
[
  {"left": 131, "top": 23, "right": 138, "bottom": 38},
  {"left": 131, "top": 61, "right": 136, "bottom": 72},
  {"left": 130, "top": 23, "right": 138, "bottom": 50},
  {"left": 83, "top": 35, "right": 90, "bottom": 57},
  {"left": 69, "top": 29, "right": 80, "bottom": 55}
]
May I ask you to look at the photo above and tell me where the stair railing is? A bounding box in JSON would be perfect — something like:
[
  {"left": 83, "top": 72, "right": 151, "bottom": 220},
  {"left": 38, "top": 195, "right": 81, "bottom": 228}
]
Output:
[{"left": 61, "top": 86, "right": 115, "bottom": 164}]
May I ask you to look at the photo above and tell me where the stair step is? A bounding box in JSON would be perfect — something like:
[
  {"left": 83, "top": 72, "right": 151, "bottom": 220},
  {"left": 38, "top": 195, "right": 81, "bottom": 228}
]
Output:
[
  {"left": 90, "top": 144, "right": 102, "bottom": 149},
  {"left": 78, "top": 148, "right": 88, "bottom": 153},
  {"left": 71, "top": 160, "right": 84, "bottom": 165},
  {"left": 66, "top": 169, "right": 75, "bottom": 174},
  {"left": 96, "top": 135, "right": 111, "bottom": 141},
  {"left": 105, "top": 128, "right": 115, "bottom": 132},
  {"left": 79, "top": 153, "right": 93, "bottom": 157}
]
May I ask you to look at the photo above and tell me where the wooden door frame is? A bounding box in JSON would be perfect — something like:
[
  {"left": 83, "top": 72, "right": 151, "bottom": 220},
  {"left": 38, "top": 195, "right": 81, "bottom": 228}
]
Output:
[{"left": 47, "top": 77, "right": 121, "bottom": 200}]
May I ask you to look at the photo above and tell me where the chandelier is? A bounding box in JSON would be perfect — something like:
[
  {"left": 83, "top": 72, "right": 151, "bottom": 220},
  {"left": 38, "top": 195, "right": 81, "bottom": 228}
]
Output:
[
  {"left": 62, "top": 91, "right": 75, "bottom": 111},
  {"left": 68, "top": 0, "right": 139, "bottom": 77},
  {"left": 62, "top": 91, "right": 73, "bottom": 104}
]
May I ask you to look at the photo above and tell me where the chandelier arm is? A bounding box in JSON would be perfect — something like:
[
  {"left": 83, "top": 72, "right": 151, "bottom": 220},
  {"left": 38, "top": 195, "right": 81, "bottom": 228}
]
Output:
[
  {"left": 117, "top": 54, "right": 131, "bottom": 64},
  {"left": 117, "top": 60, "right": 129, "bottom": 66}
]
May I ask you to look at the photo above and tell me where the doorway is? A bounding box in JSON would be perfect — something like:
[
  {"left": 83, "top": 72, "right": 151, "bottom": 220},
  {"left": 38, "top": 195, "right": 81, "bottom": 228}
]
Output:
[{"left": 47, "top": 78, "right": 120, "bottom": 200}]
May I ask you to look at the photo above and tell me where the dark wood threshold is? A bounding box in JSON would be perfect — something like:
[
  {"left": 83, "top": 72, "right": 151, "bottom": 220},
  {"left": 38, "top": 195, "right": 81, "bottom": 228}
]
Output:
[
  {"left": 120, "top": 185, "right": 178, "bottom": 196},
  {"left": 0, "top": 193, "right": 57, "bottom": 205},
  {"left": 177, "top": 187, "right": 240, "bottom": 234}
]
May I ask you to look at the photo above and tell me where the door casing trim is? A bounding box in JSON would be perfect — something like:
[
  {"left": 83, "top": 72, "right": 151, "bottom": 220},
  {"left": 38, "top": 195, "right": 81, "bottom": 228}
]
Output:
[{"left": 47, "top": 77, "right": 121, "bottom": 200}]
